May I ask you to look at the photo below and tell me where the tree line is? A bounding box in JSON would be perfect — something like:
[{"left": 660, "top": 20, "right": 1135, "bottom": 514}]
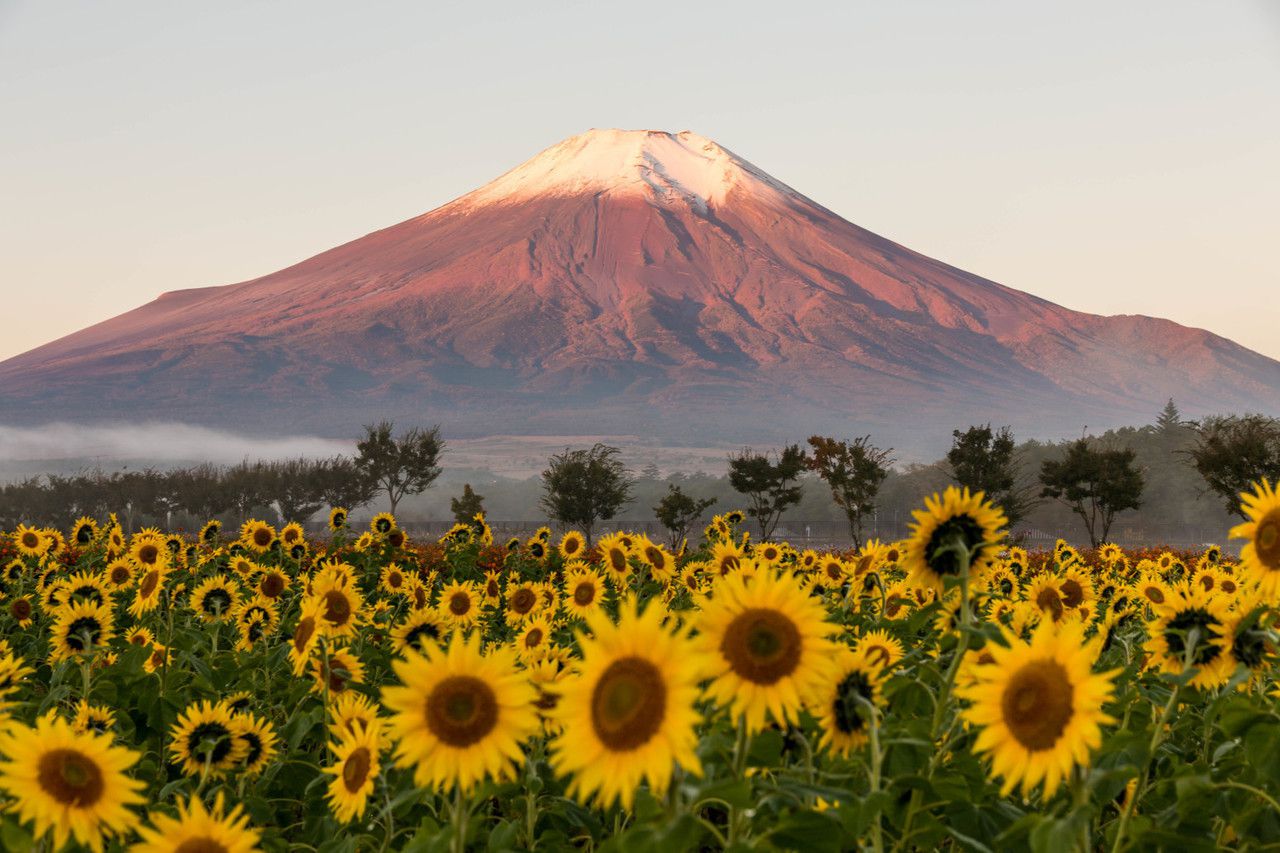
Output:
[{"left": 2, "top": 405, "right": 1278, "bottom": 548}]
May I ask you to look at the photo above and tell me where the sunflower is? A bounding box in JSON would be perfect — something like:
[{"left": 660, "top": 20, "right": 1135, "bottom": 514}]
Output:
[
  {"left": 813, "top": 646, "right": 886, "bottom": 756},
  {"left": 125, "top": 626, "right": 155, "bottom": 649},
  {"left": 380, "top": 563, "right": 410, "bottom": 596},
  {"left": 330, "top": 691, "right": 382, "bottom": 740},
  {"left": 63, "top": 570, "right": 110, "bottom": 606},
  {"left": 1133, "top": 575, "right": 1173, "bottom": 610},
  {"left": 310, "top": 572, "right": 364, "bottom": 640},
  {"left": 527, "top": 539, "right": 547, "bottom": 561},
  {"left": 1143, "top": 583, "right": 1234, "bottom": 689},
  {"left": 253, "top": 567, "right": 289, "bottom": 601},
  {"left": 329, "top": 507, "right": 349, "bottom": 532},
  {"left": 70, "top": 517, "right": 98, "bottom": 546},
  {"left": 128, "top": 534, "right": 166, "bottom": 569},
  {"left": 230, "top": 712, "right": 278, "bottom": 776},
  {"left": 190, "top": 574, "right": 240, "bottom": 622},
  {"left": 132, "top": 792, "right": 261, "bottom": 853},
  {"left": 558, "top": 530, "right": 587, "bottom": 561},
  {"left": 9, "top": 596, "right": 34, "bottom": 628},
  {"left": 239, "top": 519, "right": 277, "bottom": 554},
  {"left": 50, "top": 600, "right": 114, "bottom": 662},
  {"left": 71, "top": 700, "right": 115, "bottom": 735},
  {"left": 505, "top": 581, "right": 541, "bottom": 626},
  {"left": 709, "top": 539, "right": 746, "bottom": 577},
  {"left": 128, "top": 562, "right": 170, "bottom": 619},
  {"left": 855, "top": 628, "right": 905, "bottom": 670},
  {"left": 143, "top": 644, "right": 170, "bottom": 674},
  {"left": 1025, "top": 574, "right": 1067, "bottom": 623},
  {"left": 371, "top": 512, "right": 397, "bottom": 534},
  {"left": 382, "top": 631, "right": 538, "bottom": 792},
  {"left": 437, "top": 580, "right": 481, "bottom": 628},
  {"left": 694, "top": 569, "right": 838, "bottom": 732},
  {"left": 324, "top": 722, "right": 381, "bottom": 823},
  {"left": 550, "top": 599, "right": 702, "bottom": 809},
  {"left": 904, "top": 487, "right": 1007, "bottom": 593},
  {"left": 13, "top": 524, "right": 47, "bottom": 557},
  {"left": 169, "top": 700, "right": 246, "bottom": 778},
  {"left": 289, "top": 596, "right": 325, "bottom": 676},
  {"left": 392, "top": 608, "right": 447, "bottom": 655},
  {"left": 100, "top": 559, "right": 134, "bottom": 591},
  {"left": 597, "top": 532, "right": 633, "bottom": 582},
  {"left": 563, "top": 568, "right": 605, "bottom": 619},
  {"left": 959, "top": 620, "right": 1117, "bottom": 798},
  {"left": 278, "top": 520, "right": 305, "bottom": 546},
  {"left": 1231, "top": 480, "right": 1280, "bottom": 597},
  {"left": 515, "top": 616, "right": 554, "bottom": 663},
  {"left": 0, "top": 713, "right": 144, "bottom": 852},
  {"left": 311, "top": 647, "right": 366, "bottom": 696}
]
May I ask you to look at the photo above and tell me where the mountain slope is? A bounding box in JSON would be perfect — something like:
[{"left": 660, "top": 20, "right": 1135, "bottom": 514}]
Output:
[{"left": 2, "top": 129, "right": 1277, "bottom": 449}]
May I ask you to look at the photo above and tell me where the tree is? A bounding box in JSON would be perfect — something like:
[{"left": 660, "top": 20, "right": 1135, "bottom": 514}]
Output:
[
  {"left": 727, "top": 444, "right": 807, "bottom": 541},
  {"left": 1187, "top": 414, "right": 1280, "bottom": 519},
  {"left": 450, "top": 484, "right": 486, "bottom": 525},
  {"left": 806, "top": 435, "right": 893, "bottom": 549},
  {"left": 540, "top": 444, "right": 634, "bottom": 543},
  {"left": 264, "top": 459, "right": 329, "bottom": 523},
  {"left": 312, "top": 456, "right": 377, "bottom": 513},
  {"left": 1040, "top": 439, "right": 1145, "bottom": 547},
  {"left": 653, "top": 484, "right": 716, "bottom": 548},
  {"left": 945, "top": 425, "right": 1037, "bottom": 528},
  {"left": 1155, "top": 398, "right": 1184, "bottom": 436},
  {"left": 354, "top": 421, "right": 445, "bottom": 516}
]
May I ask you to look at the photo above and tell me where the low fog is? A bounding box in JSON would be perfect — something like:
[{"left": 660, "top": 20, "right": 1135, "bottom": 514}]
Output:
[{"left": 0, "top": 422, "right": 351, "bottom": 473}]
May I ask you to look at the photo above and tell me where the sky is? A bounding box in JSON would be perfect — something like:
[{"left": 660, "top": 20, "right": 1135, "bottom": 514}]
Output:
[{"left": 0, "top": 1, "right": 1277, "bottom": 361}]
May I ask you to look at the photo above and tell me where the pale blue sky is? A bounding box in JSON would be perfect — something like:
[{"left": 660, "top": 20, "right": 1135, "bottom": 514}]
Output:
[{"left": 1, "top": 1, "right": 1277, "bottom": 360}]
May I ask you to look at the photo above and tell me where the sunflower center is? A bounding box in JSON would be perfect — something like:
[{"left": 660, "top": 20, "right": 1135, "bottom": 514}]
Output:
[
  {"left": 1035, "top": 587, "right": 1064, "bottom": 620},
  {"left": 261, "top": 574, "right": 285, "bottom": 597},
  {"left": 110, "top": 566, "right": 130, "bottom": 584},
  {"left": 293, "top": 617, "right": 316, "bottom": 653},
  {"left": 37, "top": 748, "right": 104, "bottom": 807},
  {"left": 644, "top": 546, "right": 663, "bottom": 566},
  {"left": 188, "top": 722, "right": 234, "bottom": 765},
  {"left": 832, "top": 670, "right": 873, "bottom": 734},
  {"left": 721, "top": 608, "right": 803, "bottom": 685},
  {"left": 403, "top": 622, "right": 439, "bottom": 649},
  {"left": 1233, "top": 628, "right": 1268, "bottom": 669},
  {"left": 1059, "top": 579, "right": 1084, "bottom": 608},
  {"left": 138, "top": 544, "right": 159, "bottom": 565},
  {"left": 1220, "top": 578, "right": 1238, "bottom": 594},
  {"left": 175, "top": 840, "right": 231, "bottom": 853},
  {"left": 140, "top": 570, "right": 160, "bottom": 598},
  {"left": 1143, "top": 585, "right": 1165, "bottom": 604},
  {"left": 324, "top": 590, "right": 352, "bottom": 625},
  {"left": 524, "top": 628, "right": 544, "bottom": 648},
  {"left": 718, "top": 555, "right": 739, "bottom": 576},
  {"left": 343, "top": 746, "right": 371, "bottom": 792},
  {"left": 239, "top": 732, "right": 263, "bottom": 767},
  {"left": 565, "top": 538, "right": 582, "bottom": 555},
  {"left": 865, "top": 645, "right": 891, "bottom": 667},
  {"left": 924, "top": 515, "right": 987, "bottom": 575},
  {"left": 202, "top": 589, "right": 232, "bottom": 615},
  {"left": 448, "top": 592, "right": 471, "bottom": 616},
  {"left": 607, "top": 548, "right": 628, "bottom": 574},
  {"left": 65, "top": 616, "right": 103, "bottom": 651},
  {"left": 253, "top": 529, "right": 273, "bottom": 547},
  {"left": 426, "top": 676, "right": 499, "bottom": 747},
  {"left": 21, "top": 532, "right": 39, "bottom": 548},
  {"left": 1165, "top": 608, "right": 1221, "bottom": 666},
  {"left": 1255, "top": 511, "right": 1280, "bottom": 569},
  {"left": 590, "top": 656, "right": 666, "bottom": 751},
  {"left": 511, "top": 589, "right": 536, "bottom": 614},
  {"left": 11, "top": 599, "right": 31, "bottom": 619},
  {"left": 573, "top": 582, "right": 596, "bottom": 606},
  {"left": 1000, "top": 659, "right": 1074, "bottom": 752}
]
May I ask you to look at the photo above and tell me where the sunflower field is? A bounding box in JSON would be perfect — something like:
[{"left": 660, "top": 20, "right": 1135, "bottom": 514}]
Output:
[{"left": 0, "top": 482, "right": 1279, "bottom": 852}]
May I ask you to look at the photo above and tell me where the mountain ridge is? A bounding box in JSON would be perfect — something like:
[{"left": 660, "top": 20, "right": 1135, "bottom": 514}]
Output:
[{"left": 1, "top": 128, "right": 1277, "bottom": 451}]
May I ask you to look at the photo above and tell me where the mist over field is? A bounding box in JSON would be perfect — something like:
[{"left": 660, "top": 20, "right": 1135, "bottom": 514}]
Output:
[{"left": 0, "top": 422, "right": 351, "bottom": 469}]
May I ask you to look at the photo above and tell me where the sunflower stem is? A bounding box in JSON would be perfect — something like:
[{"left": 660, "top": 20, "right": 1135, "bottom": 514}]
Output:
[
  {"left": 1109, "top": 633, "right": 1195, "bottom": 853},
  {"left": 449, "top": 785, "right": 470, "bottom": 853},
  {"left": 727, "top": 715, "right": 751, "bottom": 843},
  {"left": 868, "top": 702, "right": 885, "bottom": 853},
  {"left": 896, "top": 541, "right": 972, "bottom": 853}
]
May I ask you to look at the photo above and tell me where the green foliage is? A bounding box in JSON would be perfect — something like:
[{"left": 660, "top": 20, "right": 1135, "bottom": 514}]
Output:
[
  {"left": 806, "top": 435, "right": 893, "bottom": 548},
  {"left": 354, "top": 420, "right": 445, "bottom": 515},
  {"left": 1187, "top": 414, "right": 1280, "bottom": 519},
  {"left": 727, "top": 444, "right": 807, "bottom": 540},
  {"left": 450, "top": 484, "right": 486, "bottom": 525},
  {"left": 946, "top": 425, "right": 1038, "bottom": 528},
  {"left": 652, "top": 484, "right": 715, "bottom": 548},
  {"left": 1040, "top": 439, "right": 1145, "bottom": 546},
  {"left": 539, "top": 444, "right": 634, "bottom": 542}
]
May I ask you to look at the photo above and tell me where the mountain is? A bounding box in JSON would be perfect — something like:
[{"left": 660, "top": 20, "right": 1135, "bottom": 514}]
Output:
[{"left": 2, "top": 128, "right": 1278, "bottom": 452}]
